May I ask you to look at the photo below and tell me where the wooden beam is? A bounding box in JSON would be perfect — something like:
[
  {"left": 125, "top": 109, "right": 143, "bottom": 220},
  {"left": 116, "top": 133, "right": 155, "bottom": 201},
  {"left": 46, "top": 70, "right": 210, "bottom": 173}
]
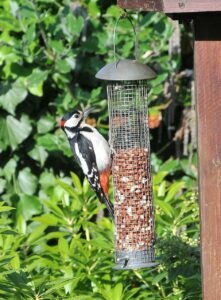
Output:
[
  {"left": 194, "top": 14, "right": 221, "bottom": 299},
  {"left": 118, "top": 0, "right": 221, "bottom": 13}
]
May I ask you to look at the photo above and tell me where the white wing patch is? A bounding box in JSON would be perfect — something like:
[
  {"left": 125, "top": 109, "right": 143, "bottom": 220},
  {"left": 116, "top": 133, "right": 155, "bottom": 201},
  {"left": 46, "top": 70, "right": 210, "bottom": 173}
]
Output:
[
  {"left": 81, "top": 125, "right": 111, "bottom": 172},
  {"left": 74, "top": 143, "right": 89, "bottom": 174}
]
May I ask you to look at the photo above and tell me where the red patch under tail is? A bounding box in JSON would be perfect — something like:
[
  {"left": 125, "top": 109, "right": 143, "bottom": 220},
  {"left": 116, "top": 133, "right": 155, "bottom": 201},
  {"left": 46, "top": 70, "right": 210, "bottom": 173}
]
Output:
[{"left": 99, "top": 168, "right": 111, "bottom": 195}]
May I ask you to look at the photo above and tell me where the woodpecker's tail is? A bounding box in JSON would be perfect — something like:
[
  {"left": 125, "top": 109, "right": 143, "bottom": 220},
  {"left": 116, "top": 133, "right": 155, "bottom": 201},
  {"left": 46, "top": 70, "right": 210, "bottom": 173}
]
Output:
[
  {"left": 86, "top": 169, "right": 114, "bottom": 220},
  {"left": 98, "top": 192, "right": 114, "bottom": 220}
]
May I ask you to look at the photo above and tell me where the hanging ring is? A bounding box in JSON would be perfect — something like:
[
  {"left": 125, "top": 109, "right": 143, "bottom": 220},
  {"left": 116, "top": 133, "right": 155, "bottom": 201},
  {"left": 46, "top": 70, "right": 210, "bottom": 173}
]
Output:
[{"left": 113, "top": 12, "right": 139, "bottom": 63}]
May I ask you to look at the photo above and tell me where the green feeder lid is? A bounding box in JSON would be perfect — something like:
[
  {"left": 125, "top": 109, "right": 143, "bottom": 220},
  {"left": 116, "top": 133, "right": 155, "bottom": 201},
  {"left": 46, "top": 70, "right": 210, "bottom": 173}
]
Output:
[{"left": 95, "top": 59, "right": 156, "bottom": 81}]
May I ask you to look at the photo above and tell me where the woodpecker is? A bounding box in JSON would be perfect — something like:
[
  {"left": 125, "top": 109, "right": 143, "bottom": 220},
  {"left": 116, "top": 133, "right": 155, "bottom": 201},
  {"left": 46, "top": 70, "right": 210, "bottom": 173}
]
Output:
[{"left": 59, "top": 107, "right": 114, "bottom": 219}]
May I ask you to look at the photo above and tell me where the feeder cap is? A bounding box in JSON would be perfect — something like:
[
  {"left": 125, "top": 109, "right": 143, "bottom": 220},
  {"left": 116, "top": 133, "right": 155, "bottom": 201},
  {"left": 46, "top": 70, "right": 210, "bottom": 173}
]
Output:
[{"left": 95, "top": 59, "right": 156, "bottom": 81}]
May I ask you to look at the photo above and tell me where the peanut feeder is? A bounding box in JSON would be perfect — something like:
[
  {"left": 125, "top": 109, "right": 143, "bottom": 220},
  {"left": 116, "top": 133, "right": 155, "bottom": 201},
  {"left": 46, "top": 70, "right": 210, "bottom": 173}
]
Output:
[
  {"left": 95, "top": 13, "right": 157, "bottom": 269},
  {"left": 96, "top": 58, "right": 157, "bottom": 269}
]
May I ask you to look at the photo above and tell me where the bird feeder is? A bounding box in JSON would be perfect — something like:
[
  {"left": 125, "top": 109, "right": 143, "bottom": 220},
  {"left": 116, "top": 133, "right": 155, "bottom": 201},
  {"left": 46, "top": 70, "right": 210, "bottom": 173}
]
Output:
[{"left": 96, "top": 16, "right": 157, "bottom": 269}]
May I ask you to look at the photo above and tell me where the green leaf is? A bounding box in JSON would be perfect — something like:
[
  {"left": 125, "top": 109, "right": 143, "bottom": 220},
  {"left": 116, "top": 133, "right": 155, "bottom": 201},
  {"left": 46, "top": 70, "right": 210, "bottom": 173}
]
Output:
[
  {"left": 10, "top": 253, "right": 20, "bottom": 270},
  {"left": 83, "top": 177, "right": 90, "bottom": 195},
  {"left": 58, "top": 237, "right": 69, "bottom": 259},
  {"left": 37, "top": 116, "right": 55, "bottom": 134},
  {"left": 56, "top": 59, "right": 72, "bottom": 74},
  {"left": 18, "top": 168, "right": 38, "bottom": 195},
  {"left": 37, "top": 133, "right": 72, "bottom": 156},
  {"left": 156, "top": 199, "right": 175, "bottom": 218},
  {"left": 23, "top": 68, "right": 48, "bottom": 96},
  {"left": 105, "top": 5, "right": 122, "bottom": 18},
  {"left": 165, "top": 181, "right": 185, "bottom": 202},
  {"left": 153, "top": 171, "right": 168, "bottom": 185},
  {"left": 0, "top": 229, "right": 17, "bottom": 235},
  {"left": 16, "top": 214, "right": 26, "bottom": 234},
  {"left": 27, "top": 224, "right": 47, "bottom": 244},
  {"left": 39, "top": 171, "right": 56, "bottom": 189},
  {"left": 44, "top": 200, "right": 65, "bottom": 218},
  {"left": 159, "top": 159, "right": 179, "bottom": 173},
  {"left": 33, "top": 214, "right": 59, "bottom": 226},
  {"left": 3, "top": 158, "right": 17, "bottom": 181},
  {"left": 157, "top": 181, "right": 167, "bottom": 197},
  {"left": 24, "top": 23, "right": 36, "bottom": 44},
  {"left": 28, "top": 145, "right": 48, "bottom": 167},
  {"left": 17, "top": 194, "right": 42, "bottom": 221},
  {"left": 61, "top": 14, "right": 84, "bottom": 40},
  {"left": 152, "top": 271, "right": 167, "bottom": 284},
  {"left": 112, "top": 283, "right": 123, "bottom": 300},
  {"left": 0, "top": 81, "right": 27, "bottom": 115},
  {"left": 0, "top": 178, "right": 6, "bottom": 193},
  {"left": 88, "top": 1, "right": 100, "bottom": 18},
  {"left": 0, "top": 204, "right": 15, "bottom": 212},
  {"left": 0, "top": 115, "right": 32, "bottom": 150},
  {"left": 71, "top": 172, "right": 82, "bottom": 194},
  {"left": 49, "top": 39, "right": 64, "bottom": 54},
  {"left": 0, "top": 13, "right": 20, "bottom": 32}
]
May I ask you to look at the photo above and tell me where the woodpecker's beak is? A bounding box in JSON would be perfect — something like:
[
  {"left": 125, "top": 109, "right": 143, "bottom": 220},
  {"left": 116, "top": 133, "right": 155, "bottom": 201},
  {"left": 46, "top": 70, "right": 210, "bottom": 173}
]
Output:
[
  {"left": 59, "top": 119, "right": 65, "bottom": 127},
  {"left": 83, "top": 107, "right": 94, "bottom": 120}
]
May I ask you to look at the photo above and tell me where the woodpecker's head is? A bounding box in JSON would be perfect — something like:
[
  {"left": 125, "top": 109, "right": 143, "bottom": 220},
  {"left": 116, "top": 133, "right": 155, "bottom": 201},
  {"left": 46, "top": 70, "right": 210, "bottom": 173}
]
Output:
[{"left": 59, "top": 107, "right": 93, "bottom": 139}]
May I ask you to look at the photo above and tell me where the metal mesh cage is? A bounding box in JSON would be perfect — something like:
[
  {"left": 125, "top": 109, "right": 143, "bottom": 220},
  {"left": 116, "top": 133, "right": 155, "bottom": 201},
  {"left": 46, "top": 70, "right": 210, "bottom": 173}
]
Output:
[{"left": 107, "top": 80, "right": 156, "bottom": 269}]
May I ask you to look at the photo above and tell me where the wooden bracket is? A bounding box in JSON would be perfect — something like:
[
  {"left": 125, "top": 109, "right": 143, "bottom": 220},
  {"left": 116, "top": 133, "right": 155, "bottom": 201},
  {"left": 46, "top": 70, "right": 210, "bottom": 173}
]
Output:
[{"left": 118, "top": 0, "right": 221, "bottom": 13}]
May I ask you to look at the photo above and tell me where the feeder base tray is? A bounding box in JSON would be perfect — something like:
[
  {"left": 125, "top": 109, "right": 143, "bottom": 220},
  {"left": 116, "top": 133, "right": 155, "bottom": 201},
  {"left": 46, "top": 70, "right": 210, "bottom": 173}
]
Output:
[{"left": 114, "top": 249, "right": 158, "bottom": 270}]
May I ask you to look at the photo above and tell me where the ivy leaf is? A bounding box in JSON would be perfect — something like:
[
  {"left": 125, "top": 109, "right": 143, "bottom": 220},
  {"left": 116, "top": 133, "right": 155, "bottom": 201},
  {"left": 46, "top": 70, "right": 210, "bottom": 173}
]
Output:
[
  {"left": 28, "top": 145, "right": 48, "bottom": 167},
  {"left": 17, "top": 195, "right": 42, "bottom": 221},
  {"left": 37, "top": 133, "right": 72, "bottom": 156},
  {"left": 37, "top": 116, "right": 55, "bottom": 134},
  {"left": 48, "top": 39, "right": 64, "bottom": 55},
  {"left": 39, "top": 171, "right": 56, "bottom": 189},
  {"left": 31, "top": 147, "right": 49, "bottom": 168},
  {"left": 18, "top": 168, "right": 38, "bottom": 195},
  {"left": 3, "top": 158, "right": 17, "bottom": 181},
  {"left": 0, "top": 178, "right": 6, "bottom": 194},
  {"left": 0, "top": 81, "right": 27, "bottom": 115},
  {"left": 56, "top": 59, "right": 72, "bottom": 74},
  {"left": 61, "top": 15, "right": 84, "bottom": 41},
  {"left": 23, "top": 69, "right": 48, "bottom": 97},
  {"left": 0, "top": 116, "right": 32, "bottom": 150}
]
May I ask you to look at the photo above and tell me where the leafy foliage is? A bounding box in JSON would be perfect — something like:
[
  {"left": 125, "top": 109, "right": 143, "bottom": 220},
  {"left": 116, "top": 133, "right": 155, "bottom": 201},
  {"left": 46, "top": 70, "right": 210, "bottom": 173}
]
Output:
[{"left": 0, "top": 0, "right": 200, "bottom": 299}]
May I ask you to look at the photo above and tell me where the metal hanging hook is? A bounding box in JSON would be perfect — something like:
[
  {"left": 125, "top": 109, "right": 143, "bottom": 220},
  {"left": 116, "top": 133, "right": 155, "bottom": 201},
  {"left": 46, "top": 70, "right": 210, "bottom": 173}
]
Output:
[{"left": 113, "top": 12, "right": 139, "bottom": 63}]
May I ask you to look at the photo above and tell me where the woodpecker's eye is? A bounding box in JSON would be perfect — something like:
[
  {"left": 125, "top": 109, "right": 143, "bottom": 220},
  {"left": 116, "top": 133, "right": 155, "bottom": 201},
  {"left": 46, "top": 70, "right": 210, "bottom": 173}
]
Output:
[{"left": 73, "top": 113, "right": 80, "bottom": 118}]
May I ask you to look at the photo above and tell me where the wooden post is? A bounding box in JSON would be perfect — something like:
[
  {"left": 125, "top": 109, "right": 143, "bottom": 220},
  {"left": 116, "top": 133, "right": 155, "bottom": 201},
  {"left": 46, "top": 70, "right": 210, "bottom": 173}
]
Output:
[
  {"left": 117, "top": 1, "right": 221, "bottom": 299},
  {"left": 194, "top": 14, "right": 221, "bottom": 299}
]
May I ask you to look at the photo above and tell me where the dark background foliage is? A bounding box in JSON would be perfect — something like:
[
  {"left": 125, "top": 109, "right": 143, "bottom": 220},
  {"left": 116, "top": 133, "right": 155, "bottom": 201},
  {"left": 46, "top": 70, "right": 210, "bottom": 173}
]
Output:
[{"left": 0, "top": 0, "right": 200, "bottom": 299}]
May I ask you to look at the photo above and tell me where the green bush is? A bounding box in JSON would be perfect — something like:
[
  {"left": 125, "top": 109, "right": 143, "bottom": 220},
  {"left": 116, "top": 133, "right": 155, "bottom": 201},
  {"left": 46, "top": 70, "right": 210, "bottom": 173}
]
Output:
[{"left": 0, "top": 0, "right": 200, "bottom": 299}]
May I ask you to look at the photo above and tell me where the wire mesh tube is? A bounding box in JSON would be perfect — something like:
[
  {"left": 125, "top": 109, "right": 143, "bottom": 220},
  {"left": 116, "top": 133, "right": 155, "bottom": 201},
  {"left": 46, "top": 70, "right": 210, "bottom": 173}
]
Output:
[{"left": 108, "top": 80, "right": 157, "bottom": 269}]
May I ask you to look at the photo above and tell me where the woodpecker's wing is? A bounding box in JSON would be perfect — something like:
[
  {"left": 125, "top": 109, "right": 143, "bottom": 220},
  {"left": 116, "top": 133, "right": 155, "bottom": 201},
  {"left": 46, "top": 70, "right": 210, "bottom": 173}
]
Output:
[{"left": 69, "top": 134, "right": 114, "bottom": 219}]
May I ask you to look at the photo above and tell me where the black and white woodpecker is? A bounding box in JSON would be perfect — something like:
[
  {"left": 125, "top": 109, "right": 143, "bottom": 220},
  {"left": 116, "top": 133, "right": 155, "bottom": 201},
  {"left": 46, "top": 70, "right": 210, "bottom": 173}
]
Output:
[{"left": 59, "top": 107, "right": 114, "bottom": 219}]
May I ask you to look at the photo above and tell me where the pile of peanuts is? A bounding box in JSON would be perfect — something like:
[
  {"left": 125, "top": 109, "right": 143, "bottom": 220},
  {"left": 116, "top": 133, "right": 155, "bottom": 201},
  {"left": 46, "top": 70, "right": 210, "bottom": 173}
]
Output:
[{"left": 112, "top": 148, "right": 155, "bottom": 251}]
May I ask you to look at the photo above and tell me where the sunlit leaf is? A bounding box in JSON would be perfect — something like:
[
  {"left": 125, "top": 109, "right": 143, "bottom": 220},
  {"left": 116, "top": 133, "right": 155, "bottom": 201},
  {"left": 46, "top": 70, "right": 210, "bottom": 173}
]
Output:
[
  {"left": 23, "top": 68, "right": 48, "bottom": 96},
  {"left": 0, "top": 115, "right": 32, "bottom": 150},
  {"left": 28, "top": 145, "right": 48, "bottom": 167},
  {"left": 37, "top": 116, "right": 55, "bottom": 134},
  {"left": 3, "top": 158, "right": 17, "bottom": 181},
  {"left": 17, "top": 194, "right": 42, "bottom": 221},
  {"left": 0, "top": 81, "right": 27, "bottom": 115},
  {"left": 18, "top": 168, "right": 38, "bottom": 195},
  {"left": 58, "top": 237, "right": 69, "bottom": 259}
]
